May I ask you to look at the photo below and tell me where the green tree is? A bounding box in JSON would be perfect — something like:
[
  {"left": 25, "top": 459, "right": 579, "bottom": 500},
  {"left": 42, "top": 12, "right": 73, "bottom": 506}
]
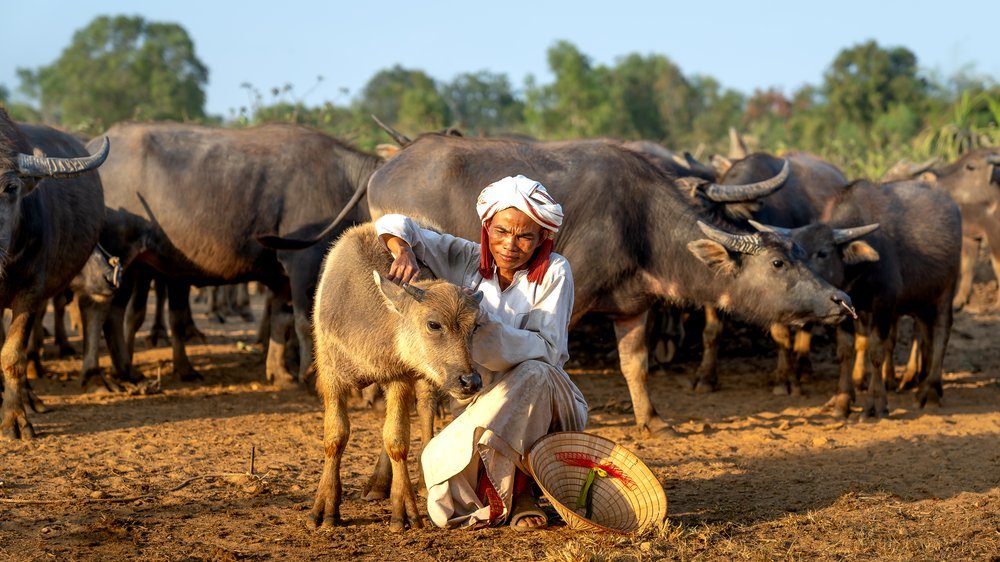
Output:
[
  {"left": 823, "top": 40, "right": 927, "bottom": 129},
  {"left": 356, "top": 65, "right": 449, "bottom": 135},
  {"left": 525, "top": 41, "right": 614, "bottom": 138},
  {"left": 442, "top": 71, "right": 524, "bottom": 135},
  {"left": 17, "top": 15, "right": 208, "bottom": 133}
]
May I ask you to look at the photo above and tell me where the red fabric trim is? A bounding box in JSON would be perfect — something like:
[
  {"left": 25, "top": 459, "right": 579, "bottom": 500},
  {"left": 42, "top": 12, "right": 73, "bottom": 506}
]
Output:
[
  {"left": 476, "top": 469, "right": 505, "bottom": 525},
  {"left": 553, "top": 451, "right": 638, "bottom": 491},
  {"left": 526, "top": 238, "right": 554, "bottom": 285},
  {"left": 478, "top": 225, "right": 494, "bottom": 280}
]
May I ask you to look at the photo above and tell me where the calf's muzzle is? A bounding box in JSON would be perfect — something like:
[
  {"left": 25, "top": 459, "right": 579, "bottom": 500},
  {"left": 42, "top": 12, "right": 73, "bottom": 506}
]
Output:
[{"left": 459, "top": 372, "right": 482, "bottom": 395}]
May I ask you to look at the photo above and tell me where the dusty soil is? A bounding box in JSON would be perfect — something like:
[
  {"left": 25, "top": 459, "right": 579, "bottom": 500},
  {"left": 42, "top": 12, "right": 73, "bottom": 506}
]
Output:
[{"left": 1, "top": 280, "right": 999, "bottom": 561}]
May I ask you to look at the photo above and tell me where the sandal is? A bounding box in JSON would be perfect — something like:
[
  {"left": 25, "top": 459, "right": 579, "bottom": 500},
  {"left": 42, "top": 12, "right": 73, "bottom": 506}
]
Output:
[{"left": 509, "top": 494, "right": 548, "bottom": 532}]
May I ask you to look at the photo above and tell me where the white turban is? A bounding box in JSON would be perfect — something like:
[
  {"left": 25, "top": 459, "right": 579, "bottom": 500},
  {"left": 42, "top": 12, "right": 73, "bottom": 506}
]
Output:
[{"left": 475, "top": 175, "right": 563, "bottom": 233}]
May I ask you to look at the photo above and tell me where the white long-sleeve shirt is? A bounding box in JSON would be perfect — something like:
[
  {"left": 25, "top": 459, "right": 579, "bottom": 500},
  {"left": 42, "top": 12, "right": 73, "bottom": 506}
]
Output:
[{"left": 374, "top": 214, "right": 574, "bottom": 371}]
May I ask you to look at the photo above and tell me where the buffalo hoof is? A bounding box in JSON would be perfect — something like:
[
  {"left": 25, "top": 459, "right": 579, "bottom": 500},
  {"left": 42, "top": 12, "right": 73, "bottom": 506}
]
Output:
[
  {"left": 917, "top": 384, "right": 943, "bottom": 409},
  {"left": 178, "top": 368, "right": 204, "bottom": 383},
  {"left": 24, "top": 388, "right": 49, "bottom": 414},
  {"left": 693, "top": 379, "right": 716, "bottom": 394},
  {"left": 389, "top": 515, "right": 423, "bottom": 532},
  {"left": 147, "top": 326, "right": 169, "bottom": 348},
  {"left": 860, "top": 402, "right": 888, "bottom": 421},
  {"left": 831, "top": 393, "right": 852, "bottom": 419},
  {"left": 184, "top": 327, "right": 208, "bottom": 345},
  {"left": 772, "top": 383, "right": 790, "bottom": 396},
  {"left": 642, "top": 417, "right": 681, "bottom": 439},
  {"left": 271, "top": 373, "right": 297, "bottom": 390}
]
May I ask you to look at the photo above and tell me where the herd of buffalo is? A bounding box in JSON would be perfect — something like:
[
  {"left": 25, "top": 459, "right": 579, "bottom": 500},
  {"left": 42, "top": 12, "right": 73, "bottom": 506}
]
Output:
[{"left": 0, "top": 105, "right": 996, "bottom": 524}]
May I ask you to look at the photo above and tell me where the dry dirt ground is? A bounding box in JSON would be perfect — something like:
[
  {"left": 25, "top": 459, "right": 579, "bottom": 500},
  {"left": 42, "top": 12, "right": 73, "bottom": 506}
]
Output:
[{"left": 1, "top": 281, "right": 999, "bottom": 561}]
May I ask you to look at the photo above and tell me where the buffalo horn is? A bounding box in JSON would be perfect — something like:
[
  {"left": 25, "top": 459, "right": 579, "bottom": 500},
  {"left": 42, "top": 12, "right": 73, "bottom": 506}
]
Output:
[
  {"left": 370, "top": 114, "right": 412, "bottom": 146},
  {"left": 704, "top": 159, "right": 790, "bottom": 203},
  {"left": 832, "top": 223, "right": 879, "bottom": 244},
  {"left": 401, "top": 283, "right": 425, "bottom": 302},
  {"left": 987, "top": 154, "right": 1000, "bottom": 166},
  {"left": 696, "top": 221, "right": 762, "bottom": 255},
  {"left": 17, "top": 137, "right": 110, "bottom": 179},
  {"left": 905, "top": 157, "right": 939, "bottom": 176},
  {"left": 747, "top": 219, "right": 793, "bottom": 238}
]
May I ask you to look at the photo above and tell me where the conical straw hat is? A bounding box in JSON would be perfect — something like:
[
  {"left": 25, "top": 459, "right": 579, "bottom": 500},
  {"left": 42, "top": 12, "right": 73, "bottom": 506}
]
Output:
[{"left": 525, "top": 431, "right": 667, "bottom": 534}]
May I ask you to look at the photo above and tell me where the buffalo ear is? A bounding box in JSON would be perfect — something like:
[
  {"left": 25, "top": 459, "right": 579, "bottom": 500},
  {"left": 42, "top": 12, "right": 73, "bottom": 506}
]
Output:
[
  {"left": 373, "top": 271, "right": 406, "bottom": 314},
  {"left": 688, "top": 240, "right": 737, "bottom": 275},
  {"left": 841, "top": 241, "right": 880, "bottom": 264}
]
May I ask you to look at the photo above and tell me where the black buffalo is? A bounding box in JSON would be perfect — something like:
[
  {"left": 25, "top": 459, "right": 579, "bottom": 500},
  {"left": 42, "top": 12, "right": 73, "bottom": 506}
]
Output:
[
  {"left": 81, "top": 122, "right": 379, "bottom": 387},
  {"left": 353, "top": 134, "right": 854, "bottom": 435},
  {"left": 0, "top": 108, "right": 108, "bottom": 440},
  {"left": 760, "top": 179, "right": 961, "bottom": 418}
]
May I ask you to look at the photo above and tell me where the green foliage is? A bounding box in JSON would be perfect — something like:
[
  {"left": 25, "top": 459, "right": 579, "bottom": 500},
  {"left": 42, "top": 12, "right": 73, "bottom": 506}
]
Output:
[
  {"left": 17, "top": 15, "right": 208, "bottom": 135},
  {"left": 441, "top": 71, "right": 525, "bottom": 135}
]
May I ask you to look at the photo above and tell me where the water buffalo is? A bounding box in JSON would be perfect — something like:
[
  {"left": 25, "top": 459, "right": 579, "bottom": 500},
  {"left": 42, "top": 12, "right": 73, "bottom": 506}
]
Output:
[
  {"left": 310, "top": 223, "right": 482, "bottom": 531},
  {"left": 892, "top": 150, "right": 1000, "bottom": 309},
  {"left": 798, "top": 179, "right": 961, "bottom": 418},
  {"left": 0, "top": 109, "right": 108, "bottom": 440},
  {"left": 677, "top": 152, "right": 848, "bottom": 395},
  {"left": 80, "top": 122, "right": 379, "bottom": 388},
  {"left": 350, "top": 134, "right": 853, "bottom": 435}
]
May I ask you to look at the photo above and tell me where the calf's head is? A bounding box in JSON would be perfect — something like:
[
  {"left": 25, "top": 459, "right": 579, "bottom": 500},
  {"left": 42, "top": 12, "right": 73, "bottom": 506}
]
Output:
[{"left": 374, "top": 272, "right": 483, "bottom": 398}]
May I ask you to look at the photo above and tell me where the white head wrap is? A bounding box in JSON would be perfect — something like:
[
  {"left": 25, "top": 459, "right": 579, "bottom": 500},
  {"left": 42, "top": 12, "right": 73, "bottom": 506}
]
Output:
[{"left": 475, "top": 175, "right": 563, "bottom": 233}]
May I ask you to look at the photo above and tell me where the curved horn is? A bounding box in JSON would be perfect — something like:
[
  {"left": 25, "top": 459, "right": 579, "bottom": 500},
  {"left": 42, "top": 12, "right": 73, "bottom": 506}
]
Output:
[
  {"left": 987, "top": 154, "right": 1000, "bottom": 166},
  {"left": 696, "top": 221, "right": 762, "bottom": 255},
  {"left": 747, "top": 219, "right": 793, "bottom": 238},
  {"left": 832, "top": 223, "right": 879, "bottom": 244},
  {"left": 905, "top": 157, "right": 939, "bottom": 176},
  {"left": 17, "top": 137, "right": 110, "bottom": 178},
  {"left": 671, "top": 153, "right": 691, "bottom": 170},
  {"left": 370, "top": 114, "right": 411, "bottom": 146},
  {"left": 704, "top": 159, "right": 790, "bottom": 203},
  {"left": 401, "top": 283, "right": 425, "bottom": 302}
]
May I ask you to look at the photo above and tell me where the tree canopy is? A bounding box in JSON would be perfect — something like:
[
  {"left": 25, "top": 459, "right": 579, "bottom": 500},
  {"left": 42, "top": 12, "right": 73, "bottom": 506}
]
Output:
[{"left": 17, "top": 15, "right": 208, "bottom": 133}]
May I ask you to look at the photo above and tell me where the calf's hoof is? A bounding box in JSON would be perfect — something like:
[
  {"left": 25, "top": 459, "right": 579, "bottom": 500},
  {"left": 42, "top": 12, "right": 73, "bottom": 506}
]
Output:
[
  {"left": 310, "top": 498, "right": 341, "bottom": 528},
  {"left": 25, "top": 389, "right": 49, "bottom": 414},
  {"left": 1, "top": 414, "right": 36, "bottom": 441}
]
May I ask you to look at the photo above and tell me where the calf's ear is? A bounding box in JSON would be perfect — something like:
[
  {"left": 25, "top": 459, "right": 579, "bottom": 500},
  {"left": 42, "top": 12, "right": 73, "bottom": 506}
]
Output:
[
  {"left": 688, "top": 240, "right": 737, "bottom": 275},
  {"left": 373, "top": 271, "right": 406, "bottom": 314},
  {"left": 841, "top": 241, "right": 880, "bottom": 264}
]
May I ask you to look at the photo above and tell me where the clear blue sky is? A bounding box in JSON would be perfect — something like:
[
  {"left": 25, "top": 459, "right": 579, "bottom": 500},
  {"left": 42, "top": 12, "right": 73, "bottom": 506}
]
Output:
[{"left": 3, "top": 0, "right": 996, "bottom": 119}]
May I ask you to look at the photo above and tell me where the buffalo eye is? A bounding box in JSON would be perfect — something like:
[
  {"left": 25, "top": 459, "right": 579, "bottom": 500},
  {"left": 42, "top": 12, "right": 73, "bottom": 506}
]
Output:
[
  {"left": 966, "top": 164, "right": 976, "bottom": 171},
  {"left": 2, "top": 177, "right": 20, "bottom": 194},
  {"left": 771, "top": 259, "right": 785, "bottom": 269},
  {"left": 815, "top": 250, "right": 828, "bottom": 259},
  {"left": 427, "top": 320, "right": 442, "bottom": 332}
]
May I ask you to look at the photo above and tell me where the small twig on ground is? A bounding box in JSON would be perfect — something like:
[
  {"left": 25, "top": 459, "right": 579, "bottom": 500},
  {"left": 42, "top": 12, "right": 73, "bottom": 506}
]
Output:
[{"left": 0, "top": 470, "right": 271, "bottom": 506}]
